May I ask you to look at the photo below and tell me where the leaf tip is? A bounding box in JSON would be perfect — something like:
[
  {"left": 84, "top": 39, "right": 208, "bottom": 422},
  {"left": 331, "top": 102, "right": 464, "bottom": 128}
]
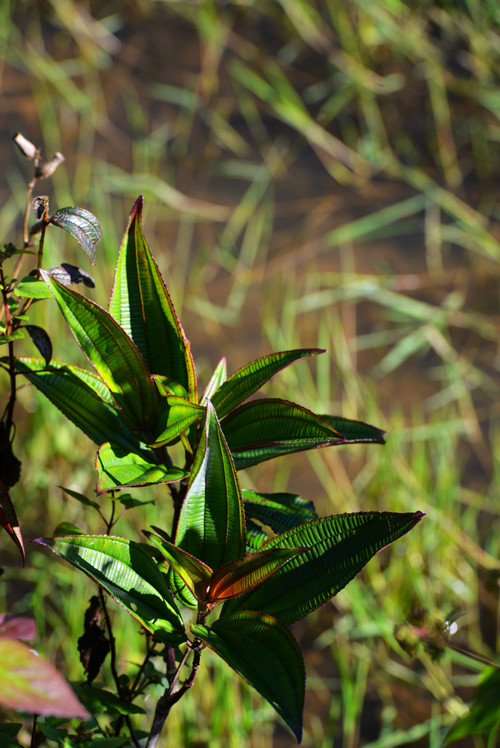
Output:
[{"left": 130, "top": 195, "right": 144, "bottom": 220}]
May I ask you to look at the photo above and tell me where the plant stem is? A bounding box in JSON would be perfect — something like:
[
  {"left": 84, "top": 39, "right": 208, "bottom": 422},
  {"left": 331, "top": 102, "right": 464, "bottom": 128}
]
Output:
[{"left": 145, "top": 641, "right": 203, "bottom": 748}]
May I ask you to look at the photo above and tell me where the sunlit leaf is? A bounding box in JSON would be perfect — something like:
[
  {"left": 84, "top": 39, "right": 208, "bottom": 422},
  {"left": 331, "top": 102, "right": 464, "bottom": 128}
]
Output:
[
  {"left": 14, "top": 358, "right": 141, "bottom": 453},
  {"left": 0, "top": 639, "right": 89, "bottom": 718},
  {"left": 193, "top": 611, "right": 304, "bottom": 741},
  {"left": 224, "top": 511, "right": 424, "bottom": 624},
  {"left": 50, "top": 206, "right": 102, "bottom": 264},
  {"left": 34, "top": 535, "right": 186, "bottom": 644},
  {"left": 212, "top": 349, "right": 323, "bottom": 419},
  {"left": 175, "top": 402, "right": 245, "bottom": 569},
  {"left": 145, "top": 530, "right": 212, "bottom": 600},
  {"left": 201, "top": 357, "right": 227, "bottom": 405},
  {"left": 148, "top": 395, "right": 205, "bottom": 447},
  {"left": 15, "top": 277, "right": 53, "bottom": 299},
  {"left": 41, "top": 272, "right": 158, "bottom": 433},
  {"left": 109, "top": 196, "right": 197, "bottom": 400},
  {"left": 96, "top": 442, "right": 187, "bottom": 493},
  {"left": 222, "top": 398, "right": 345, "bottom": 469}
]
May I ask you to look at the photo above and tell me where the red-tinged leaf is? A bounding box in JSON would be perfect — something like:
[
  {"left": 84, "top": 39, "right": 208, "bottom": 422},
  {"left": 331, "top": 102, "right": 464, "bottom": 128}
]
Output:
[
  {"left": 109, "top": 196, "right": 197, "bottom": 401},
  {"left": 222, "top": 398, "right": 345, "bottom": 469},
  {"left": 175, "top": 403, "right": 245, "bottom": 569},
  {"left": 0, "top": 481, "right": 24, "bottom": 563},
  {"left": 40, "top": 272, "right": 159, "bottom": 434},
  {"left": 224, "top": 511, "right": 425, "bottom": 624},
  {"left": 212, "top": 349, "right": 324, "bottom": 419},
  {"left": 0, "top": 639, "right": 89, "bottom": 718},
  {"left": 207, "top": 548, "right": 303, "bottom": 603},
  {"left": 0, "top": 615, "right": 35, "bottom": 641},
  {"left": 50, "top": 206, "right": 102, "bottom": 264},
  {"left": 193, "top": 612, "right": 305, "bottom": 741}
]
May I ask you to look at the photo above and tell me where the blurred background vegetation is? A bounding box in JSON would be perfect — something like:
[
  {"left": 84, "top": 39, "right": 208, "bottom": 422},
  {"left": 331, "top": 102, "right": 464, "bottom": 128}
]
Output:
[{"left": 2, "top": 0, "right": 500, "bottom": 745}]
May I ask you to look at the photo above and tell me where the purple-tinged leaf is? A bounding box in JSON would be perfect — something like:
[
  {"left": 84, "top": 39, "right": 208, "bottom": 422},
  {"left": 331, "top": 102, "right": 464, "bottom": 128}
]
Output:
[
  {"left": 0, "top": 639, "right": 89, "bottom": 718},
  {"left": 0, "top": 614, "right": 35, "bottom": 641},
  {"left": 0, "top": 481, "right": 24, "bottom": 563}
]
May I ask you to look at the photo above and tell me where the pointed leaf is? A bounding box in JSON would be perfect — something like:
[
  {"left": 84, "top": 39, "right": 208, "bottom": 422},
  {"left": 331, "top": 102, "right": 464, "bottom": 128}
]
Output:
[
  {"left": 0, "top": 481, "right": 24, "bottom": 562},
  {"left": 41, "top": 272, "right": 158, "bottom": 433},
  {"left": 144, "top": 530, "right": 212, "bottom": 600},
  {"left": 193, "top": 612, "right": 304, "bottom": 741},
  {"left": 201, "top": 357, "right": 227, "bottom": 405},
  {"left": 25, "top": 325, "right": 52, "bottom": 365},
  {"left": 223, "top": 511, "right": 424, "bottom": 624},
  {"left": 0, "top": 614, "right": 35, "bottom": 641},
  {"left": 149, "top": 395, "right": 205, "bottom": 447},
  {"left": 175, "top": 402, "right": 245, "bottom": 569},
  {"left": 96, "top": 442, "right": 187, "bottom": 493},
  {"left": 212, "top": 349, "right": 324, "bottom": 419},
  {"left": 319, "top": 414, "right": 386, "bottom": 444},
  {"left": 109, "top": 196, "right": 197, "bottom": 400},
  {"left": 48, "top": 263, "right": 95, "bottom": 288},
  {"left": 35, "top": 535, "right": 186, "bottom": 644},
  {"left": 50, "top": 206, "right": 102, "bottom": 264},
  {"left": 208, "top": 548, "right": 303, "bottom": 603},
  {"left": 222, "top": 398, "right": 345, "bottom": 469},
  {"left": 242, "top": 490, "right": 318, "bottom": 533},
  {"left": 14, "top": 357, "right": 141, "bottom": 453},
  {"left": 0, "top": 639, "right": 89, "bottom": 718}
]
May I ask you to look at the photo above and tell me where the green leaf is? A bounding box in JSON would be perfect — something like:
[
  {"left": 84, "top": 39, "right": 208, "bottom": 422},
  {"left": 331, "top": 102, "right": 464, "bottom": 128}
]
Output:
[
  {"left": 445, "top": 668, "right": 500, "bottom": 743},
  {"left": 108, "top": 196, "right": 197, "bottom": 400},
  {"left": 193, "top": 612, "right": 304, "bottom": 741},
  {"left": 212, "top": 349, "right": 323, "bottom": 419},
  {"left": 78, "top": 684, "right": 145, "bottom": 716},
  {"left": 96, "top": 442, "right": 187, "bottom": 493},
  {"left": 35, "top": 535, "right": 186, "bottom": 644},
  {"left": 223, "top": 511, "right": 424, "bottom": 624},
  {"left": 0, "top": 639, "right": 89, "bottom": 718},
  {"left": 319, "top": 415, "right": 385, "bottom": 444},
  {"left": 149, "top": 395, "right": 205, "bottom": 447},
  {"left": 145, "top": 530, "right": 212, "bottom": 600},
  {"left": 0, "top": 331, "right": 24, "bottom": 344},
  {"left": 201, "top": 357, "right": 227, "bottom": 405},
  {"left": 50, "top": 206, "right": 102, "bottom": 264},
  {"left": 14, "top": 358, "right": 141, "bottom": 453},
  {"left": 41, "top": 272, "right": 159, "bottom": 433},
  {"left": 175, "top": 402, "right": 245, "bottom": 569},
  {"left": 222, "top": 398, "right": 345, "bottom": 469},
  {"left": 242, "top": 490, "right": 318, "bottom": 533},
  {"left": 15, "top": 277, "right": 53, "bottom": 299}
]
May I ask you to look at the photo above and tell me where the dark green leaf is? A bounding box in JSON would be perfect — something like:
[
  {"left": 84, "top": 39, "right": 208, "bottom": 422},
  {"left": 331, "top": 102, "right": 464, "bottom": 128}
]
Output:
[
  {"left": 193, "top": 612, "right": 304, "bottom": 741},
  {"left": 108, "top": 196, "right": 197, "bottom": 400},
  {"left": 41, "top": 273, "right": 159, "bottom": 433},
  {"left": 319, "top": 414, "right": 385, "bottom": 444},
  {"left": 35, "top": 535, "right": 186, "bottom": 644},
  {"left": 0, "top": 481, "right": 24, "bottom": 563},
  {"left": 60, "top": 486, "right": 100, "bottom": 510},
  {"left": 25, "top": 325, "right": 52, "bottom": 365},
  {"left": 78, "top": 684, "right": 145, "bottom": 716},
  {"left": 175, "top": 403, "right": 245, "bottom": 569},
  {"left": 14, "top": 358, "right": 141, "bottom": 453},
  {"left": 242, "top": 490, "right": 318, "bottom": 534},
  {"left": 96, "top": 442, "right": 187, "bottom": 493},
  {"left": 50, "top": 207, "right": 102, "bottom": 264},
  {"left": 222, "top": 398, "right": 345, "bottom": 469},
  {"left": 445, "top": 668, "right": 500, "bottom": 743},
  {"left": 212, "top": 349, "right": 323, "bottom": 419},
  {"left": 223, "top": 511, "right": 424, "bottom": 624}
]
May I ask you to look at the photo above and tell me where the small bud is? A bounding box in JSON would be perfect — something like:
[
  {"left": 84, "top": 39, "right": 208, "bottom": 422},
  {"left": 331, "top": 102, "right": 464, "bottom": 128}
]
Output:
[
  {"left": 36, "top": 152, "right": 65, "bottom": 179},
  {"left": 13, "top": 133, "right": 37, "bottom": 160},
  {"left": 32, "top": 196, "right": 49, "bottom": 221}
]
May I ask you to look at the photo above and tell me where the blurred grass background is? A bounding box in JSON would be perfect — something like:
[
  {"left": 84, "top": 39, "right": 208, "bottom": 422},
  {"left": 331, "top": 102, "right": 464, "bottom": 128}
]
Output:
[{"left": 2, "top": 0, "right": 500, "bottom": 745}]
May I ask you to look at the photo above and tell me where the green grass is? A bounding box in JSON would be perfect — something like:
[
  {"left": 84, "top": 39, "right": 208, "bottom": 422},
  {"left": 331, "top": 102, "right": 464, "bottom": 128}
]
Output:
[{"left": 2, "top": 0, "right": 500, "bottom": 745}]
